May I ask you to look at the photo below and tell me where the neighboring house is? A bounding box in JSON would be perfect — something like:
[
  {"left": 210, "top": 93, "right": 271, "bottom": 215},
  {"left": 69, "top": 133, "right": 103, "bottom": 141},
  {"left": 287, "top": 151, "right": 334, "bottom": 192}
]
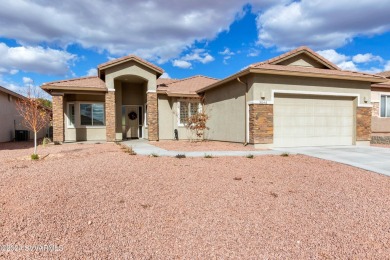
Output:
[
  {"left": 371, "top": 71, "right": 390, "bottom": 144},
  {"left": 0, "top": 86, "right": 47, "bottom": 142},
  {"left": 41, "top": 47, "right": 386, "bottom": 148}
]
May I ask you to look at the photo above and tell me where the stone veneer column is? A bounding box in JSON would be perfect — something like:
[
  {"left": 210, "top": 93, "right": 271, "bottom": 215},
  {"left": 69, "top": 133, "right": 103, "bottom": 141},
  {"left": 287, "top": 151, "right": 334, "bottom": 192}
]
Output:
[
  {"left": 249, "top": 104, "right": 273, "bottom": 144},
  {"left": 105, "top": 90, "right": 116, "bottom": 142},
  {"left": 356, "top": 107, "right": 372, "bottom": 141},
  {"left": 147, "top": 92, "right": 159, "bottom": 141},
  {"left": 52, "top": 94, "right": 64, "bottom": 143}
]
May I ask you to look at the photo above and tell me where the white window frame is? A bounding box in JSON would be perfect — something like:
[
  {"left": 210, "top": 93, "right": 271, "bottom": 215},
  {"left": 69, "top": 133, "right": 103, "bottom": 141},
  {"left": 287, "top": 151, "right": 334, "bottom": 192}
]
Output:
[
  {"left": 67, "top": 103, "right": 75, "bottom": 128},
  {"left": 79, "top": 102, "right": 105, "bottom": 127},
  {"left": 177, "top": 99, "right": 202, "bottom": 127},
  {"left": 380, "top": 94, "right": 390, "bottom": 118}
]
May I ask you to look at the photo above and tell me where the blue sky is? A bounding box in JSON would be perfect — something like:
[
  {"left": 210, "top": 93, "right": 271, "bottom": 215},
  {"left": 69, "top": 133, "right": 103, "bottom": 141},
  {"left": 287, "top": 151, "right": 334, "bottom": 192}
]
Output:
[{"left": 0, "top": 0, "right": 389, "bottom": 94}]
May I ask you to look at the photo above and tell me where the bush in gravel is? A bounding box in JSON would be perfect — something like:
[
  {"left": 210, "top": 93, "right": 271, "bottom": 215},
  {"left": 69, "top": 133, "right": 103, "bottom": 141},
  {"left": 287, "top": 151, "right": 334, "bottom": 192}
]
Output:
[
  {"left": 150, "top": 153, "right": 159, "bottom": 157},
  {"left": 280, "top": 152, "right": 289, "bottom": 157},
  {"left": 204, "top": 154, "right": 213, "bottom": 158},
  {"left": 175, "top": 154, "right": 186, "bottom": 159},
  {"left": 31, "top": 154, "right": 39, "bottom": 160},
  {"left": 246, "top": 154, "right": 254, "bottom": 159},
  {"left": 42, "top": 137, "right": 51, "bottom": 147}
]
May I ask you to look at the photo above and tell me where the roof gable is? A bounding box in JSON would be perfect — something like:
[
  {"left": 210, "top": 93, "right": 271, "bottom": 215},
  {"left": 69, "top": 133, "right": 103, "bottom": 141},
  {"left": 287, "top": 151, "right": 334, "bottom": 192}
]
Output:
[
  {"left": 252, "top": 46, "right": 340, "bottom": 70},
  {"left": 158, "top": 75, "right": 218, "bottom": 96},
  {"left": 98, "top": 55, "right": 164, "bottom": 76}
]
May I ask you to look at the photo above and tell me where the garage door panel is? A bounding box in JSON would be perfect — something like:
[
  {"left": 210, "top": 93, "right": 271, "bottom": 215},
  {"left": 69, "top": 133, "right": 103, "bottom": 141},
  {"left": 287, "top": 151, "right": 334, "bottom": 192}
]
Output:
[{"left": 274, "top": 94, "right": 354, "bottom": 147}]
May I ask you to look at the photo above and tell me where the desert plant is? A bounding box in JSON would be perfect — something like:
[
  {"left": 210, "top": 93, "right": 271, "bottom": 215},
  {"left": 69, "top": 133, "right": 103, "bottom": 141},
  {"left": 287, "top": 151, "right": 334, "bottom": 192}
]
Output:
[
  {"left": 31, "top": 154, "right": 39, "bottom": 160},
  {"left": 150, "top": 153, "right": 159, "bottom": 157},
  {"left": 42, "top": 137, "right": 51, "bottom": 147},
  {"left": 184, "top": 111, "right": 209, "bottom": 140},
  {"left": 175, "top": 154, "right": 186, "bottom": 159},
  {"left": 246, "top": 154, "right": 254, "bottom": 159},
  {"left": 280, "top": 152, "right": 289, "bottom": 157},
  {"left": 204, "top": 154, "right": 213, "bottom": 158}
]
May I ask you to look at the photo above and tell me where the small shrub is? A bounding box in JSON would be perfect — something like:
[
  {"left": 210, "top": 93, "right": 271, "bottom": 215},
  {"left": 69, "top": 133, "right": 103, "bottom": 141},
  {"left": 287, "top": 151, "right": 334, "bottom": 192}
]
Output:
[
  {"left": 270, "top": 192, "right": 278, "bottom": 198},
  {"left": 53, "top": 141, "right": 61, "bottom": 145},
  {"left": 246, "top": 154, "right": 254, "bottom": 159},
  {"left": 233, "top": 177, "right": 242, "bottom": 181},
  {"left": 31, "top": 154, "right": 39, "bottom": 160},
  {"left": 204, "top": 154, "right": 213, "bottom": 158},
  {"left": 280, "top": 152, "right": 289, "bottom": 157},
  {"left": 126, "top": 146, "right": 137, "bottom": 155},
  {"left": 150, "top": 153, "right": 159, "bottom": 157},
  {"left": 175, "top": 154, "right": 186, "bottom": 159},
  {"left": 42, "top": 137, "right": 51, "bottom": 146}
]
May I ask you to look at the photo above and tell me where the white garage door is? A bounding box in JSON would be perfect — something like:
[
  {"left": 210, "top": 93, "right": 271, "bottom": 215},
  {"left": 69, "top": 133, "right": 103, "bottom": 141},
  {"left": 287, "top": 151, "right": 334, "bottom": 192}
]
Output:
[{"left": 274, "top": 94, "right": 354, "bottom": 147}]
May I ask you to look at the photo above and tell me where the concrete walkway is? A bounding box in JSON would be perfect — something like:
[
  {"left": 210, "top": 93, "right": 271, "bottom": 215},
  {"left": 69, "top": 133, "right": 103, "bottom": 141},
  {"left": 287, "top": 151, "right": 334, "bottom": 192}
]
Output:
[
  {"left": 274, "top": 146, "right": 390, "bottom": 177},
  {"left": 121, "top": 139, "right": 282, "bottom": 157}
]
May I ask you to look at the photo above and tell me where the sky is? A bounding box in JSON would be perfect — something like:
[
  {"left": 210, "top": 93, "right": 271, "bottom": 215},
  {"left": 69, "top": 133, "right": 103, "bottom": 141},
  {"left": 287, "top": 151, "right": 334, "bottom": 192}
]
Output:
[{"left": 0, "top": 0, "right": 390, "bottom": 95}]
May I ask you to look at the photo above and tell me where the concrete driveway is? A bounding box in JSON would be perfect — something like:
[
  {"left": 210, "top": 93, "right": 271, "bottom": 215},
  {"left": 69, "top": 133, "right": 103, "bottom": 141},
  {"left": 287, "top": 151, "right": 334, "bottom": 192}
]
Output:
[{"left": 274, "top": 146, "right": 390, "bottom": 177}]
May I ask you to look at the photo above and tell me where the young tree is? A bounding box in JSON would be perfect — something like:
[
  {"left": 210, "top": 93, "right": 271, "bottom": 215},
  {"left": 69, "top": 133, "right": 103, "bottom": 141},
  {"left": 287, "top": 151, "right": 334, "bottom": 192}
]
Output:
[
  {"left": 16, "top": 85, "right": 51, "bottom": 157},
  {"left": 185, "top": 111, "right": 209, "bottom": 140}
]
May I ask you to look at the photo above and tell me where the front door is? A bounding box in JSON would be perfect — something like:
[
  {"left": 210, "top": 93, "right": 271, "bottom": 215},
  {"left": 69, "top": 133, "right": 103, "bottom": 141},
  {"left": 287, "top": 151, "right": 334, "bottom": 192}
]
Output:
[{"left": 125, "top": 106, "right": 139, "bottom": 139}]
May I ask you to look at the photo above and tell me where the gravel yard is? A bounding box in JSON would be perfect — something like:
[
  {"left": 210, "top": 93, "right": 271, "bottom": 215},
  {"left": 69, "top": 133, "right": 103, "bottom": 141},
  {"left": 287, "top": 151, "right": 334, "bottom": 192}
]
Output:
[
  {"left": 151, "top": 140, "right": 256, "bottom": 151},
  {"left": 0, "top": 142, "right": 389, "bottom": 258}
]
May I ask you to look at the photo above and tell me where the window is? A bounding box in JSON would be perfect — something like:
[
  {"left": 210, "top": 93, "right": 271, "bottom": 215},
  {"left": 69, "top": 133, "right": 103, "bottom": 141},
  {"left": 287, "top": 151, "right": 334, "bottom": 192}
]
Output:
[
  {"left": 68, "top": 103, "right": 75, "bottom": 127},
  {"left": 80, "top": 103, "right": 105, "bottom": 126},
  {"left": 178, "top": 101, "right": 201, "bottom": 125},
  {"left": 381, "top": 95, "right": 390, "bottom": 117}
]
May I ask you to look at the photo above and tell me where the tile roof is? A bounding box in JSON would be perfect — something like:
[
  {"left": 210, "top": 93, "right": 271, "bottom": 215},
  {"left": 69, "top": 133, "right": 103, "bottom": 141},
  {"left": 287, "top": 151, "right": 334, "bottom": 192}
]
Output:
[
  {"left": 98, "top": 55, "right": 164, "bottom": 74},
  {"left": 157, "top": 78, "right": 179, "bottom": 86},
  {"left": 251, "top": 46, "right": 340, "bottom": 70},
  {"left": 250, "top": 63, "right": 384, "bottom": 80},
  {"left": 377, "top": 71, "right": 390, "bottom": 78},
  {"left": 158, "top": 75, "right": 218, "bottom": 96},
  {"left": 42, "top": 76, "right": 107, "bottom": 91}
]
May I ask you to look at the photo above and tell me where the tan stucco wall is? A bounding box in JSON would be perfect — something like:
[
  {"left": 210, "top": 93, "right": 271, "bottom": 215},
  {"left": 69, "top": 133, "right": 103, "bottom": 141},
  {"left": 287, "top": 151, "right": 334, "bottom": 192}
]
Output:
[
  {"left": 64, "top": 94, "right": 106, "bottom": 141},
  {"left": 104, "top": 61, "right": 157, "bottom": 91},
  {"left": 0, "top": 91, "right": 46, "bottom": 142},
  {"left": 371, "top": 88, "right": 390, "bottom": 134},
  {"left": 204, "top": 80, "right": 246, "bottom": 143},
  {"left": 158, "top": 95, "right": 174, "bottom": 140},
  {"left": 250, "top": 75, "right": 371, "bottom": 106}
]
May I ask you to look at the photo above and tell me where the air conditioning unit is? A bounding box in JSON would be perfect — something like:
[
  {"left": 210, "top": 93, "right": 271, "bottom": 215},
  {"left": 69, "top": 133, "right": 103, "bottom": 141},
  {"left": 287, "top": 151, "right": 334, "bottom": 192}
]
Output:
[{"left": 15, "top": 130, "right": 29, "bottom": 141}]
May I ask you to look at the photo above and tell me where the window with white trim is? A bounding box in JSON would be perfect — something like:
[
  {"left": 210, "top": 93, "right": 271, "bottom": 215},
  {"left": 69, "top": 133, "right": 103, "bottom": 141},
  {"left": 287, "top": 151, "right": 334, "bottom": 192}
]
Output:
[
  {"left": 68, "top": 103, "right": 75, "bottom": 127},
  {"left": 381, "top": 95, "right": 390, "bottom": 117},
  {"left": 178, "top": 101, "right": 201, "bottom": 126},
  {"left": 80, "top": 103, "right": 105, "bottom": 126}
]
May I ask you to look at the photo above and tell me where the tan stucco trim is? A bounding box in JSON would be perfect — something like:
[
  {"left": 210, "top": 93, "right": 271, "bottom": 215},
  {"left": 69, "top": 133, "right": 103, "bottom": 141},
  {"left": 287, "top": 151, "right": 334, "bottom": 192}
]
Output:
[
  {"left": 42, "top": 85, "right": 107, "bottom": 92},
  {"left": 166, "top": 92, "right": 199, "bottom": 98}
]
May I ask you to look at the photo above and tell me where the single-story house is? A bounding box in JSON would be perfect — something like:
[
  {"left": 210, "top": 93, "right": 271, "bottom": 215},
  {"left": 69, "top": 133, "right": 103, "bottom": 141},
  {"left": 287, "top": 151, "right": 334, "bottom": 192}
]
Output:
[
  {"left": 371, "top": 71, "right": 390, "bottom": 144},
  {"left": 41, "top": 46, "right": 386, "bottom": 148},
  {"left": 0, "top": 86, "right": 48, "bottom": 142}
]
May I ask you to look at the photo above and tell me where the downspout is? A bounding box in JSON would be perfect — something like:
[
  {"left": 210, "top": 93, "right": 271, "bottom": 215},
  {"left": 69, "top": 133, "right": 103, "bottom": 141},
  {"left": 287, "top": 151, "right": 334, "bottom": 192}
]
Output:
[{"left": 237, "top": 77, "right": 248, "bottom": 146}]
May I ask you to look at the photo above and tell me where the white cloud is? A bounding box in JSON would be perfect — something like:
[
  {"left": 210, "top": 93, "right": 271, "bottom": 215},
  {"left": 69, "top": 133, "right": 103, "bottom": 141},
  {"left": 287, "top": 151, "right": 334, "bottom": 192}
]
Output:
[
  {"left": 160, "top": 72, "right": 171, "bottom": 79},
  {"left": 172, "top": 60, "right": 192, "bottom": 69},
  {"left": 22, "top": 77, "right": 33, "bottom": 85},
  {"left": 385, "top": 61, "right": 390, "bottom": 71},
  {"left": 0, "top": 0, "right": 279, "bottom": 63},
  {"left": 352, "top": 53, "right": 383, "bottom": 63},
  {"left": 219, "top": 48, "right": 235, "bottom": 56},
  {"left": 247, "top": 48, "right": 260, "bottom": 57},
  {"left": 173, "top": 49, "right": 215, "bottom": 68},
  {"left": 257, "top": 0, "right": 390, "bottom": 50},
  {"left": 317, "top": 49, "right": 389, "bottom": 72},
  {"left": 181, "top": 49, "right": 215, "bottom": 64},
  {"left": 0, "top": 43, "right": 76, "bottom": 75},
  {"left": 86, "top": 68, "right": 97, "bottom": 76},
  {"left": 317, "top": 49, "right": 348, "bottom": 64}
]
